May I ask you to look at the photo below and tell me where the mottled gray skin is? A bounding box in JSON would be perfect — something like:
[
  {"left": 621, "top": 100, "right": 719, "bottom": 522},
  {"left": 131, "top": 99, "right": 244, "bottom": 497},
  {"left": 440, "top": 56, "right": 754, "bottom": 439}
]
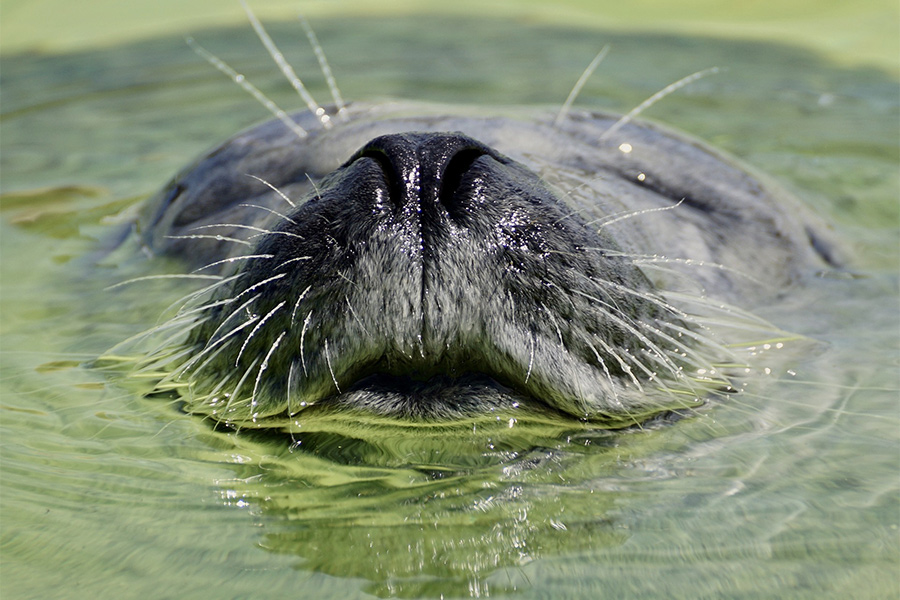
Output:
[{"left": 138, "top": 101, "right": 837, "bottom": 425}]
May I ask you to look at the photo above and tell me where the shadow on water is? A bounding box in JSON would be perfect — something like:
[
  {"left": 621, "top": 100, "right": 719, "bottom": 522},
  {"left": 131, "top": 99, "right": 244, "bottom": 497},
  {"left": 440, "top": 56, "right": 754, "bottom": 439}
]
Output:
[{"left": 1, "top": 15, "right": 898, "bottom": 599}]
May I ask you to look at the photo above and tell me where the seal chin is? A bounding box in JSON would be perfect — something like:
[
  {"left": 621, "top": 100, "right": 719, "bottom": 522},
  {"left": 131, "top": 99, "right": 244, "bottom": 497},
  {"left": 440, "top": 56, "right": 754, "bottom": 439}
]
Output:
[{"left": 180, "top": 132, "right": 718, "bottom": 424}]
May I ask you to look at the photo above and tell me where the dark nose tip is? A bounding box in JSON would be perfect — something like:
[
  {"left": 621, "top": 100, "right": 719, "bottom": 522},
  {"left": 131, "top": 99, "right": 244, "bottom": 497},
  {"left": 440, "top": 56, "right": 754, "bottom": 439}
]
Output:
[{"left": 352, "top": 132, "right": 495, "bottom": 209}]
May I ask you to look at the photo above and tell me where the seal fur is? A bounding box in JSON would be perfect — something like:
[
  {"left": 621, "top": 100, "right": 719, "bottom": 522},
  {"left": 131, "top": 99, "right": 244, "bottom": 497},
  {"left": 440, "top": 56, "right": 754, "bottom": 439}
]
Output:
[{"left": 120, "top": 16, "right": 840, "bottom": 428}]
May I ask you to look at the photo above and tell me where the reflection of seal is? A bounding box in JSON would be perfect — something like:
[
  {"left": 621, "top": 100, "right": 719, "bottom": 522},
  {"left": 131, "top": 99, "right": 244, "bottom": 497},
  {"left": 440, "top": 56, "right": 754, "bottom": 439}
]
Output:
[{"left": 136, "top": 101, "right": 838, "bottom": 426}]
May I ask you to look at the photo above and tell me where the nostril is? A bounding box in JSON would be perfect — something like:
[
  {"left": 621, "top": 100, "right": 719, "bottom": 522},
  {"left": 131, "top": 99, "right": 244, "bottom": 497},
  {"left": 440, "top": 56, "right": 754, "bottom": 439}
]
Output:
[
  {"left": 438, "top": 147, "right": 488, "bottom": 213},
  {"left": 354, "top": 146, "right": 407, "bottom": 209},
  {"left": 348, "top": 133, "right": 497, "bottom": 216}
]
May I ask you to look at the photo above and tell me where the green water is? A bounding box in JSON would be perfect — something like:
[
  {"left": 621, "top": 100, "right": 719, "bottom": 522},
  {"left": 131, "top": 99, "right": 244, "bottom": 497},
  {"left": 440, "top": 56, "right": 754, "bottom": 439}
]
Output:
[{"left": 1, "top": 14, "right": 898, "bottom": 600}]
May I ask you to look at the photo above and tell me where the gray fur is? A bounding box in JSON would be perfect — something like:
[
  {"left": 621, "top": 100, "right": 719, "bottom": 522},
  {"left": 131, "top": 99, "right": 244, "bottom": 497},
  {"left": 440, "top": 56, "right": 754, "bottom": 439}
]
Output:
[{"left": 137, "top": 101, "right": 837, "bottom": 424}]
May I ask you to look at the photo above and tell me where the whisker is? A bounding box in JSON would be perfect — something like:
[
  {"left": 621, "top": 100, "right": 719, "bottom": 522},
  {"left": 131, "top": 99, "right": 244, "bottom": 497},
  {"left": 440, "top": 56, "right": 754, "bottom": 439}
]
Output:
[
  {"left": 202, "top": 293, "right": 262, "bottom": 350},
  {"left": 343, "top": 296, "right": 371, "bottom": 336},
  {"left": 225, "top": 356, "right": 261, "bottom": 417},
  {"left": 324, "top": 338, "right": 341, "bottom": 393},
  {"left": 230, "top": 272, "right": 286, "bottom": 305},
  {"left": 138, "top": 317, "right": 211, "bottom": 362},
  {"left": 185, "top": 36, "right": 308, "bottom": 140},
  {"left": 237, "top": 203, "right": 298, "bottom": 225},
  {"left": 299, "top": 310, "right": 313, "bottom": 376},
  {"left": 599, "top": 66, "right": 721, "bottom": 142},
  {"left": 540, "top": 302, "right": 566, "bottom": 347},
  {"left": 554, "top": 45, "right": 610, "bottom": 127},
  {"left": 276, "top": 256, "right": 312, "bottom": 272},
  {"left": 235, "top": 300, "right": 285, "bottom": 366},
  {"left": 105, "top": 315, "right": 203, "bottom": 357},
  {"left": 525, "top": 332, "right": 535, "bottom": 384},
  {"left": 240, "top": 0, "right": 332, "bottom": 129},
  {"left": 251, "top": 330, "right": 287, "bottom": 414},
  {"left": 289, "top": 285, "right": 312, "bottom": 327},
  {"left": 192, "top": 254, "right": 274, "bottom": 274},
  {"left": 243, "top": 173, "right": 297, "bottom": 208},
  {"left": 165, "top": 233, "right": 253, "bottom": 246},
  {"left": 165, "top": 274, "right": 244, "bottom": 316},
  {"left": 190, "top": 223, "right": 304, "bottom": 240},
  {"left": 298, "top": 14, "right": 347, "bottom": 119},
  {"left": 177, "top": 316, "right": 259, "bottom": 380},
  {"left": 629, "top": 255, "right": 764, "bottom": 286},
  {"left": 287, "top": 359, "right": 299, "bottom": 416},
  {"left": 590, "top": 199, "right": 685, "bottom": 229},
  {"left": 104, "top": 273, "right": 220, "bottom": 291},
  {"left": 588, "top": 335, "right": 643, "bottom": 391},
  {"left": 570, "top": 288, "right": 684, "bottom": 378}
]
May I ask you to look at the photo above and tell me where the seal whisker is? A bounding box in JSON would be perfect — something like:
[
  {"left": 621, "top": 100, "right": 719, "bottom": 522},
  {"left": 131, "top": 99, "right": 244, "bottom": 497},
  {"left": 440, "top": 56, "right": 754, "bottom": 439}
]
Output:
[
  {"left": 240, "top": 0, "right": 332, "bottom": 129},
  {"left": 229, "top": 273, "right": 286, "bottom": 305},
  {"left": 588, "top": 335, "right": 644, "bottom": 391},
  {"left": 628, "top": 255, "right": 764, "bottom": 287},
  {"left": 190, "top": 223, "right": 304, "bottom": 240},
  {"left": 104, "top": 273, "right": 221, "bottom": 292},
  {"left": 554, "top": 45, "right": 610, "bottom": 128},
  {"left": 570, "top": 288, "right": 686, "bottom": 378},
  {"left": 344, "top": 296, "right": 372, "bottom": 336},
  {"left": 137, "top": 344, "right": 199, "bottom": 375},
  {"left": 524, "top": 332, "right": 536, "bottom": 384},
  {"left": 235, "top": 300, "right": 286, "bottom": 367},
  {"left": 128, "top": 317, "right": 210, "bottom": 367},
  {"left": 584, "top": 339, "right": 621, "bottom": 402},
  {"left": 299, "top": 310, "right": 313, "bottom": 376},
  {"left": 288, "top": 285, "right": 312, "bottom": 327},
  {"left": 579, "top": 272, "right": 685, "bottom": 318},
  {"left": 165, "top": 233, "right": 253, "bottom": 247},
  {"left": 202, "top": 373, "right": 236, "bottom": 412},
  {"left": 298, "top": 14, "right": 347, "bottom": 120},
  {"left": 185, "top": 36, "right": 308, "bottom": 140},
  {"left": 162, "top": 274, "right": 245, "bottom": 318},
  {"left": 662, "top": 290, "right": 780, "bottom": 328},
  {"left": 286, "top": 359, "right": 299, "bottom": 416},
  {"left": 540, "top": 302, "right": 566, "bottom": 347},
  {"left": 589, "top": 199, "right": 685, "bottom": 229},
  {"left": 103, "top": 315, "right": 200, "bottom": 357},
  {"left": 237, "top": 203, "right": 298, "bottom": 225},
  {"left": 275, "top": 256, "right": 312, "bottom": 272},
  {"left": 201, "top": 293, "right": 262, "bottom": 350},
  {"left": 224, "top": 356, "right": 261, "bottom": 418},
  {"left": 324, "top": 338, "right": 341, "bottom": 393},
  {"left": 177, "top": 316, "right": 260, "bottom": 379},
  {"left": 191, "top": 254, "right": 274, "bottom": 274},
  {"left": 599, "top": 66, "right": 721, "bottom": 142},
  {"left": 251, "top": 330, "right": 287, "bottom": 415},
  {"left": 243, "top": 173, "right": 297, "bottom": 208}
]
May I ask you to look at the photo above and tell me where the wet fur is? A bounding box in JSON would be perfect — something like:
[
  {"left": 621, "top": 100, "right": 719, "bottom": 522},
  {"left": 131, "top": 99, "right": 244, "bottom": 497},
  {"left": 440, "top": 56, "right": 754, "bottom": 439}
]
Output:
[{"left": 113, "top": 8, "right": 838, "bottom": 429}]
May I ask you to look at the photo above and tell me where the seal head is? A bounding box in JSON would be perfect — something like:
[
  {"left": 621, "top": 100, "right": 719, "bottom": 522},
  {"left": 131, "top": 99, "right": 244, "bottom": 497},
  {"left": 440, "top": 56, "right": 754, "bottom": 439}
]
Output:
[{"left": 132, "top": 103, "right": 839, "bottom": 427}]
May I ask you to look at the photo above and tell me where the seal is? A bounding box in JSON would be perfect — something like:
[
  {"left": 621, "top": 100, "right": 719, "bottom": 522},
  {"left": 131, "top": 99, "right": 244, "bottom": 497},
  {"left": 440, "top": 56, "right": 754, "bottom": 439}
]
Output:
[{"left": 123, "top": 15, "right": 840, "bottom": 429}]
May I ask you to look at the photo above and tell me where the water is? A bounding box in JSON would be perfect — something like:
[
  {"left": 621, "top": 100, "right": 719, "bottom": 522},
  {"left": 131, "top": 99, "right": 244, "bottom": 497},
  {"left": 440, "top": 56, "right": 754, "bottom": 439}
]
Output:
[{"left": 1, "top": 13, "right": 898, "bottom": 600}]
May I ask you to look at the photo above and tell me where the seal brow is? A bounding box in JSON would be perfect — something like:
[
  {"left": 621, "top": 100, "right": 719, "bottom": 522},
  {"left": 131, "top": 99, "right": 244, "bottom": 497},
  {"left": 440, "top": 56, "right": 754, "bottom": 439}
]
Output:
[
  {"left": 240, "top": 0, "right": 332, "bottom": 129},
  {"left": 185, "top": 36, "right": 308, "bottom": 140}
]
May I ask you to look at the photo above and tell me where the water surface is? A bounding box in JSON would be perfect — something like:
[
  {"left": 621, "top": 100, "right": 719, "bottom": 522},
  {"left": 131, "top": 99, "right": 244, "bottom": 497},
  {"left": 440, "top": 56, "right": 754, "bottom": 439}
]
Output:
[{"left": 1, "top": 13, "right": 898, "bottom": 599}]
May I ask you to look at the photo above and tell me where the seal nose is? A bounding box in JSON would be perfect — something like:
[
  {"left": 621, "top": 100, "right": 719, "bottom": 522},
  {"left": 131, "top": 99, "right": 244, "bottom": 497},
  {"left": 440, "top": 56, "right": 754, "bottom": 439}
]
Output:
[{"left": 352, "top": 132, "right": 495, "bottom": 212}]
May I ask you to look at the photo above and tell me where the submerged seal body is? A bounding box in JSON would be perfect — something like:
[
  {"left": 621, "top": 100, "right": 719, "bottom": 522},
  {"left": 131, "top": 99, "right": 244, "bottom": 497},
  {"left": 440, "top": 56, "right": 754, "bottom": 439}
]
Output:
[{"left": 134, "top": 100, "right": 837, "bottom": 427}]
